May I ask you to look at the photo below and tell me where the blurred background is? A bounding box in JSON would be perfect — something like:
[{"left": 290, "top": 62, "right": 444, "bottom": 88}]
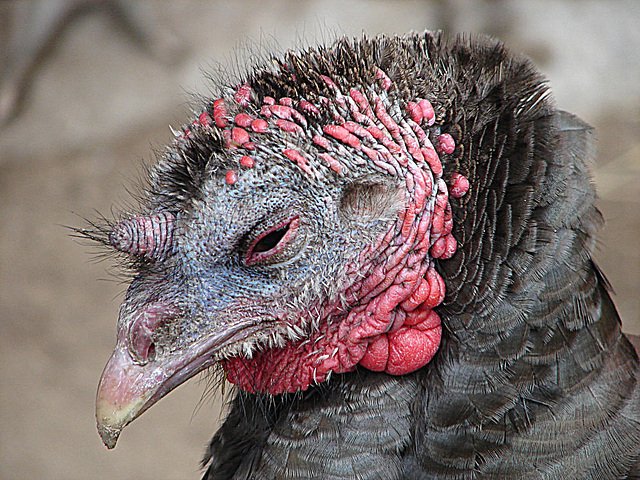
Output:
[{"left": 1, "top": 1, "right": 639, "bottom": 478}]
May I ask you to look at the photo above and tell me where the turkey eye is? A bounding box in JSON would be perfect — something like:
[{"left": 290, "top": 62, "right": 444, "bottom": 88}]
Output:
[{"left": 245, "top": 217, "right": 300, "bottom": 265}]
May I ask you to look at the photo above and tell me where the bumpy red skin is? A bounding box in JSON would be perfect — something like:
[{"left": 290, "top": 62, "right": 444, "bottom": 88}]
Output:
[{"left": 196, "top": 78, "right": 467, "bottom": 395}]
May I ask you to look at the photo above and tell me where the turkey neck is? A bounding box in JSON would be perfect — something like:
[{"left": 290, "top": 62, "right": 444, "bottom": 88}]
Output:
[
  {"left": 205, "top": 370, "right": 418, "bottom": 480},
  {"left": 413, "top": 110, "right": 640, "bottom": 477}
]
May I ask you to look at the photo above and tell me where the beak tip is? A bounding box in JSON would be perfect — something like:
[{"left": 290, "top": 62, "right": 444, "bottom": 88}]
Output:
[{"left": 97, "top": 422, "right": 121, "bottom": 449}]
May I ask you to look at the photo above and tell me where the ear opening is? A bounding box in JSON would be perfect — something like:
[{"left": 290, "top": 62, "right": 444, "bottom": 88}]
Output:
[{"left": 338, "top": 179, "right": 404, "bottom": 224}]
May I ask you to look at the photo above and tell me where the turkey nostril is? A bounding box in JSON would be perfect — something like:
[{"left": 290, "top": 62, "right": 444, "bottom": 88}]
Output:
[
  {"left": 146, "top": 342, "right": 156, "bottom": 362},
  {"left": 127, "top": 303, "right": 177, "bottom": 364},
  {"left": 129, "top": 320, "right": 157, "bottom": 364}
]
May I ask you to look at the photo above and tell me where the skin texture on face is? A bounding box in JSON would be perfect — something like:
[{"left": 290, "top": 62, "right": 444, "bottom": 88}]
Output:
[{"left": 91, "top": 32, "right": 469, "bottom": 448}]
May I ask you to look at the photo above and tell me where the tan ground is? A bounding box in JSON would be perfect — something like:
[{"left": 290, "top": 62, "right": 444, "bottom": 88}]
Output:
[{"left": 1, "top": 2, "right": 639, "bottom": 479}]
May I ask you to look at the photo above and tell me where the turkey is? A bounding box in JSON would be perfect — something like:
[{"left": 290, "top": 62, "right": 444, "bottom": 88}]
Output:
[{"left": 88, "top": 31, "right": 640, "bottom": 478}]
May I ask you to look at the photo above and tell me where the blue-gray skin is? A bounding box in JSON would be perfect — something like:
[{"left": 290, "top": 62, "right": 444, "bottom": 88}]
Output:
[{"left": 89, "top": 32, "right": 640, "bottom": 479}]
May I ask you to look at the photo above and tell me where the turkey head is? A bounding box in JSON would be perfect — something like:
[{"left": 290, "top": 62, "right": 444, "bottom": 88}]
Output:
[{"left": 93, "top": 34, "right": 470, "bottom": 448}]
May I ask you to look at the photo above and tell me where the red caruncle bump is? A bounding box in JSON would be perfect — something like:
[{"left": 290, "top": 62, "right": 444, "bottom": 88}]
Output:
[
  {"left": 198, "top": 112, "right": 212, "bottom": 128},
  {"left": 319, "top": 153, "right": 343, "bottom": 175},
  {"left": 375, "top": 67, "right": 392, "bottom": 91},
  {"left": 231, "top": 127, "right": 250, "bottom": 146},
  {"left": 385, "top": 323, "right": 441, "bottom": 375},
  {"left": 422, "top": 147, "right": 442, "bottom": 177},
  {"left": 320, "top": 75, "right": 338, "bottom": 89},
  {"left": 275, "top": 119, "right": 303, "bottom": 134},
  {"left": 234, "top": 113, "right": 254, "bottom": 127},
  {"left": 323, "top": 125, "right": 361, "bottom": 150},
  {"left": 418, "top": 99, "right": 435, "bottom": 126},
  {"left": 449, "top": 173, "right": 470, "bottom": 198},
  {"left": 251, "top": 119, "right": 268, "bottom": 133},
  {"left": 312, "top": 134, "right": 330, "bottom": 150},
  {"left": 225, "top": 170, "right": 238, "bottom": 185},
  {"left": 283, "top": 149, "right": 312, "bottom": 174},
  {"left": 213, "top": 99, "right": 228, "bottom": 128},
  {"left": 222, "top": 129, "right": 234, "bottom": 149},
  {"left": 406, "top": 101, "right": 423, "bottom": 124},
  {"left": 259, "top": 106, "right": 272, "bottom": 118},
  {"left": 299, "top": 99, "right": 320, "bottom": 115},
  {"left": 240, "top": 156, "right": 255, "bottom": 168},
  {"left": 234, "top": 84, "right": 252, "bottom": 106},
  {"left": 436, "top": 133, "right": 455, "bottom": 155}
]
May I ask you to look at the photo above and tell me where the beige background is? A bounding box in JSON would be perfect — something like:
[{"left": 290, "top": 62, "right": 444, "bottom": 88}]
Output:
[{"left": 1, "top": 1, "right": 639, "bottom": 478}]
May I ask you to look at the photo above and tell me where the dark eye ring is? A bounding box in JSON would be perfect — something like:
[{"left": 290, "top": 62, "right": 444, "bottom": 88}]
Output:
[{"left": 245, "top": 216, "right": 300, "bottom": 265}]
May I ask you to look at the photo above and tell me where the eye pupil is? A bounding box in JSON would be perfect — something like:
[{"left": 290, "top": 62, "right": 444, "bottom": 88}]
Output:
[
  {"left": 245, "top": 216, "right": 300, "bottom": 265},
  {"left": 253, "top": 224, "right": 290, "bottom": 254}
]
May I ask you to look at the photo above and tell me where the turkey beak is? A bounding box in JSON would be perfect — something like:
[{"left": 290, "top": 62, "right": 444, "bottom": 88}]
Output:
[
  {"left": 95, "top": 302, "right": 260, "bottom": 449},
  {"left": 96, "top": 343, "right": 161, "bottom": 449}
]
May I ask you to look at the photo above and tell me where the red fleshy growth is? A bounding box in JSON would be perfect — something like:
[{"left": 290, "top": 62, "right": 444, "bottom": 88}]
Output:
[
  {"left": 198, "top": 112, "right": 212, "bottom": 128},
  {"left": 279, "top": 97, "right": 293, "bottom": 106},
  {"left": 222, "top": 129, "right": 234, "bottom": 150},
  {"left": 449, "top": 173, "right": 470, "bottom": 198},
  {"left": 263, "top": 96, "right": 275, "bottom": 105},
  {"left": 234, "top": 113, "right": 254, "bottom": 127},
  {"left": 323, "top": 125, "right": 362, "bottom": 150},
  {"left": 299, "top": 99, "right": 320, "bottom": 115},
  {"left": 234, "top": 84, "right": 251, "bottom": 106},
  {"left": 259, "top": 106, "right": 272, "bottom": 118},
  {"left": 366, "top": 125, "right": 385, "bottom": 140},
  {"left": 312, "top": 134, "right": 330, "bottom": 150},
  {"left": 319, "top": 153, "right": 343, "bottom": 175},
  {"left": 243, "top": 142, "right": 256, "bottom": 150},
  {"left": 231, "top": 127, "right": 250, "bottom": 146},
  {"left": 406, "top": 101, "right": 423, "bottom": 124},
  {"left": 375, "top": 67, "right": 392, "bottom": 90},
  {"left": 422, "top": 146, "right": 442, "bottom": 177},
  {"left": 439, "top": 234, "right": 458, "bottom": 259},
  {"left": 269, "top": 104, "right": 294, "bottom": 120},
  {"left": 225, "top": 170, "right": 237, "bottom": 185},
  {"left": 418, "top": 99, "right": 435, "bottom": 126},
  {"left": 362, "top": 146, "right": 379, "bottom": 161},
  {"left": 320, "top": 75, "right": 338, "bottom": 90},
  {"left": 220, "top": 85, "right": 471, "bottom": 395},
  {"left": 374, "top": 98, "right": 401, "bottom": 140},
  {"left": 283, "top": 149, "right": 312, "bottom": 174},
  {"left": 436, "top": 133, "right": 455, "bottom": 154},
  {"left": 251, "top": 119, "right": 268, "bottom": 133},
  {"left": 240, "top": 156, "right": 255, "bottom": 168},
  {"left": 386, "top": 321, "right": 441, "bottom": 375},
  {"left": 213, "top": 99, "right": 228, "bottom": 128},
  {"left": 404, "top": 134, "right": 424, "bottom": 163},
  {"left": 343, "top": 121, "right": 375, "bottom": 142},
  {"left": 430, "top": 236, "right": 447, "bottom": 259},
  {"left": 349, "top": 88, "right": 375, "bottom": 119},
  {"left": 268, "top": 104, "right": 308, "bottom": 128},
  {"left": 359, "top": 336, "right": 389, "bottom": 371},
  {"left": 276, "top": 119, "right": 303, "bottom": 134}
]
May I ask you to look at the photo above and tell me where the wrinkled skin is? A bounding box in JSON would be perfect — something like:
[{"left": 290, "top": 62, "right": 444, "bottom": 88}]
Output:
[
  {"left": 96, "top": 159, "right": 405, "bottom": 444},
  {"left": 90, "top": 32, "right": 640, "bottom": 479}
]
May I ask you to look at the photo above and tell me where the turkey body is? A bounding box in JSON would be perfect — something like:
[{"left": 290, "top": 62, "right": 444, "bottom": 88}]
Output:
[{"left": 91, "top": 32, "right": 640, "bottom": 479}]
